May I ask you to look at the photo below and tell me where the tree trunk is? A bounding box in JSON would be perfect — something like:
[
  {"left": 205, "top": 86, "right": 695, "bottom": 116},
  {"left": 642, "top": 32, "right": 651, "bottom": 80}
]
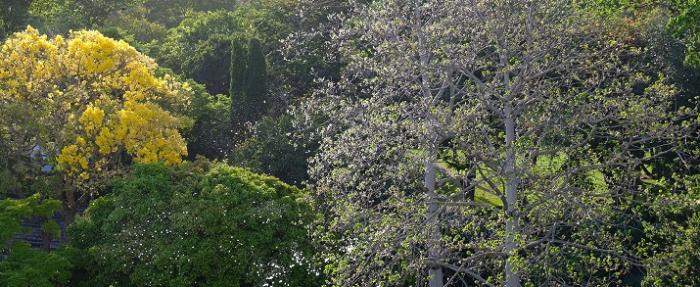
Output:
[
  {"left": 425, "top": 156, "right": 444, "bottom": 287},
  {"left": 503, "top": 104, "right": 521, "bottom": 287},
  {"left": 62, "top": 187, "right": 76, "bottom": 228},
  {"left": 41, "top": 226, "right": 52, "bottom": 251}
]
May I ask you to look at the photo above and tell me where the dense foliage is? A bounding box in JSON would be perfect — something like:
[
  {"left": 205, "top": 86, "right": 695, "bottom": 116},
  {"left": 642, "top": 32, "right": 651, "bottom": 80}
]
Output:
[
  {"left": 69, "top": 162, "right": 320, "bottom": 286},
  {"left": 1, "top": 0, "right": 700, "bottom": 286},
  {"left": 0, "top": 195, "right": 71, "bottom": 287},
  {"left": 0, "top": 27, "right": 192, "bottom": 178}
]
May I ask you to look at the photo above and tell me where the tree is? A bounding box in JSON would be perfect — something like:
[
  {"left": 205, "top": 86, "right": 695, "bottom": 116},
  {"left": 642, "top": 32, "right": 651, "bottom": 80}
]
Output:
[
  {"left": 230, "top": 37, "right": 269, "bottom": 140},
  {"left": 668, "top": 0, "right": 700, "bottom": 66},
  {"left": 230, "top": 36, "right": 248, "bottom": 132},
  {"left": 26, "top": 0, "right": 143, "bottom": 34},
  {"left": 231, "top": 114, "right": 317, "bottom": 185},
  {"left": 157, "top": 2, "right": 289, "bottom": 96},
  {"left": 0, "top": 0, "right": 32, "bottom": 39},
  {"left": 132, "top": 0, "right": 240, "bottom": 28},
  {"left": 588, "top": 0, "right": 700, "bottom": 67},
  {"left": 626, "top": 174, "right": 700, "bottom": 286},
  {"left": 0, "top": 27, "right": 192, "bottom": 222},
  {"left": 0, "top": 194, "right": 61, "bottom": 249},
  {"left": 185, "top": 79, "right": 233, "bottom": 160},
  {"left": 233, "top": 38, "right": 269, "bottom": 125},
  {"left": 306, "top": 0, "right": 690, "bottom": 285},
  {"left": 281, "top": 0, "right": 350, "bottom": 97},
  {"left": 156, "top": 11, "right": 238, "bottom": 95},
  {"left": 69, "top": 162, "right": 322, "bottom": 286},
  {"left": 0, "top": 194, "right": 72, "bottom": 287},
  {"left": 244, "top": 38, "right": 269, "bottom": 121}
]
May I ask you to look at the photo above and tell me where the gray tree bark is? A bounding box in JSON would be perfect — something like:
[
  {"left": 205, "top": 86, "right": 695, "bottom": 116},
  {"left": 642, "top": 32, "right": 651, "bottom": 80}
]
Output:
[
  {"left": 425, "top": 154, "right": 444, "bottom": 287},
  {"left": 503, "top": 103, "right": 521, "bottom": 287}
]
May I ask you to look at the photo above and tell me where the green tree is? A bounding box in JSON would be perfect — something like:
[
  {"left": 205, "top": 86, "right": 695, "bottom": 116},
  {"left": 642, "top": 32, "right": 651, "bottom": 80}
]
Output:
[
  {"left": 231, "top": 114, "right": 316, "bottom": 185},
  {"left": 230, "top": 37, "right": 269, "bottom": 139},
  {"left": 185, "top": 79, "right": 233, "bottom": 160},
  {"left": 244, "top": 38, "right": 268, "bottom": 119},
  {"left": 157, "top": 11, "right": 238, "bottom": 95},
  {"left": 229, "top": 36, "right": 248, "bottom": 133},
  {"left": 0, "top": 0, "right": 31, "bottom": 39},
  {"left": 0, "top": 244, "right": 73, "bottom": 287},
  {"left": 69, "top": 162, "right": 322, "bottom": 286},
  {"left": 306, "top": 0, "right": 689, "bottom": 285},
  {"left": 0, "top": 194, "right": 71, "bottom": 287},
  {"left": 27, "top": 0, "right": 142, "bottom": 34},
  {"left": 137, "top": 0, "right": 240, "bottom": 28},
  {"left": 152, "top": 0, "right": 295, "bottom": 96},
  {"left": 242, "top": 38, "right": 268, "bottom": 124},
  {"left": 617, "top": 174, "right": 700, "bottom": 286},
  {"left": 668, "top": 0, "right": 700, "bottom": 66},
  {"left": 587, "top": 0, "right": 700, "bottom": 67}
]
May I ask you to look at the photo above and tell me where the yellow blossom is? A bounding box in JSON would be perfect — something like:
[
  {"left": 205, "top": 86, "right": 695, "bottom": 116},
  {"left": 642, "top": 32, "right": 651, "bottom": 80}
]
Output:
[{"left": 1, "top": 27, "right": 193, "bottom": 182}]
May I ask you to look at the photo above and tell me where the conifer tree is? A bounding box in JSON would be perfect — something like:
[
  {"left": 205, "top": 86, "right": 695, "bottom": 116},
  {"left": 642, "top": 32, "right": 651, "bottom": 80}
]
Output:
[
  {"left": 244, "top": 38, "right": 268, "bottom": 121},
  {"left": 229, "top": 37, "right": 248, "bottom": 134},
  {"left": 229, "top": 37, "right": 268, "bottom": 137}
]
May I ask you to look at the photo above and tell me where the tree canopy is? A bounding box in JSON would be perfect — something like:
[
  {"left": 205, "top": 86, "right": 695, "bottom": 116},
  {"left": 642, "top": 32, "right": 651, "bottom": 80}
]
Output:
[
  {"left": 0, "top": 27, "right": 191, "bottom": 183},
  {"left": 69, "top": 162, "right": 320, "bottom": 287},
  {"left": 2, "top": 0, "right": 700, "bottom": 286}
]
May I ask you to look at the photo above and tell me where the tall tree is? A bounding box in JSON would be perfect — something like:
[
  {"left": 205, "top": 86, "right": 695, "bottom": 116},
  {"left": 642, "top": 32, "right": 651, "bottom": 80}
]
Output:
[
  {"left": 230, "top": 37, "right": 269, "bottom": 136},
  {"left": 0, "top": 27, "right": 192, "bottom": 223},
  {"left": 230, "top": 36, "right": 248, "bottom": 135},
  {"left": 306, "top": 0, "right": 690, "bottom": 285},
  {"left": 243, "top": 38, "right": 269, "bottom": 121}
]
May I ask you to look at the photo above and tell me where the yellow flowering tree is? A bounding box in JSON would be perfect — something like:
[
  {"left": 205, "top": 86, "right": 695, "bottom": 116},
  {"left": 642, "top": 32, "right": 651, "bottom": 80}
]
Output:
[{"left": 0, "top": 27, "right": 192, "bottom": 218}]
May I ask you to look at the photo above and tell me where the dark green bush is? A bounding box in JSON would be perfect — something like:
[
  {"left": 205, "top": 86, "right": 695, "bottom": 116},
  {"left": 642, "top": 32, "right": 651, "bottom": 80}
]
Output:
[{"left": 69, "top": 162, "right": 321, "bottom": 287}]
